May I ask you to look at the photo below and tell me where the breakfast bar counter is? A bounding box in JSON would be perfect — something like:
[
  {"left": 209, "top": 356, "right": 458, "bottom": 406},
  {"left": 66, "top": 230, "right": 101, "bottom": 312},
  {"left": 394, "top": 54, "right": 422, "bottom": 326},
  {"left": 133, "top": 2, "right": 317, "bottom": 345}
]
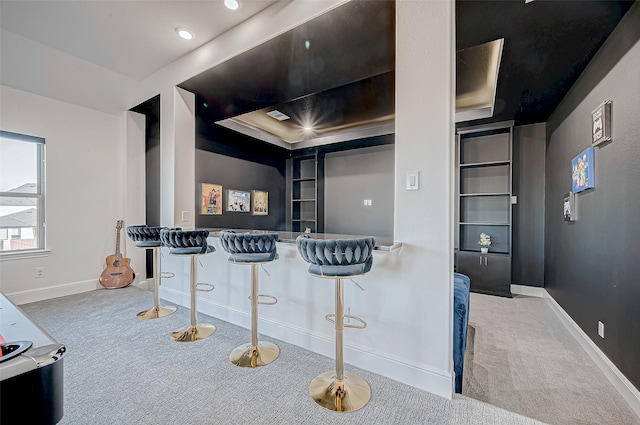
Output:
[{"left": 156, "top": 228, "right": 429, "bottom": 395}]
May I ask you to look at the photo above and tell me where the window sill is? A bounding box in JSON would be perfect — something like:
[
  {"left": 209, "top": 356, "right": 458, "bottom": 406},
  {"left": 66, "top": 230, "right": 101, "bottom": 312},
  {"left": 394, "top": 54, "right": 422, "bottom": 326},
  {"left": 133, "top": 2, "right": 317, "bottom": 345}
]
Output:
[{"left": 0, "top": 249, "right": 51, "bottom": 261}]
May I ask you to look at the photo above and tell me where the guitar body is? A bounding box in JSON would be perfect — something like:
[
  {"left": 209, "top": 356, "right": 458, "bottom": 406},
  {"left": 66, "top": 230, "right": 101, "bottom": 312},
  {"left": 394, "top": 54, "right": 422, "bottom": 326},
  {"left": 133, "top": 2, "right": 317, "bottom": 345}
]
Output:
[
  {"left": 100, "top": 255, "right": 135, "bottom": 289},
  {"left": 100, "top": 220, "right": 135, "bottom": 289}
]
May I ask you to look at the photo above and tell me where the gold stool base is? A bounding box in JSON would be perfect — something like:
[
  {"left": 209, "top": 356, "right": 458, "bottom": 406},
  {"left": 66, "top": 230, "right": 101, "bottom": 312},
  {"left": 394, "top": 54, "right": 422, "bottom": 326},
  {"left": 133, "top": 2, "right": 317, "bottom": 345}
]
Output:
[
  {"left": 136, "top": 305, "right": 177, "bottom": 320},
  {"left": 309, "top": 370, "right": 371, "bottom": 412},
  {"left": 170, "top": 323, "right": 216, "bottom": 342},
  {"left": 229, "top": 341, "right": 279, "bottom": 368}
]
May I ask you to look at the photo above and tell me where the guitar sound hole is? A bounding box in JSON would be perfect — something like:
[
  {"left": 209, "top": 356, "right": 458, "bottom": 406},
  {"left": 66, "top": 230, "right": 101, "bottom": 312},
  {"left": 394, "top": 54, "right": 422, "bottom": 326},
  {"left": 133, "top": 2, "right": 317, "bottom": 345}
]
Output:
[{"left": 110, "top": 272, "right": 123, "bottom": 277}]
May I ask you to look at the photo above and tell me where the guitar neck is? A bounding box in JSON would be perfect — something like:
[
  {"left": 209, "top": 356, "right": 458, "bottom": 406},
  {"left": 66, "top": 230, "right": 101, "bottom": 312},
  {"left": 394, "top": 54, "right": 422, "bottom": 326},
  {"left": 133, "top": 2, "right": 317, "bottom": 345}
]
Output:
[{"left": 114, "top": 221, "right": 123, "bottom": 263}]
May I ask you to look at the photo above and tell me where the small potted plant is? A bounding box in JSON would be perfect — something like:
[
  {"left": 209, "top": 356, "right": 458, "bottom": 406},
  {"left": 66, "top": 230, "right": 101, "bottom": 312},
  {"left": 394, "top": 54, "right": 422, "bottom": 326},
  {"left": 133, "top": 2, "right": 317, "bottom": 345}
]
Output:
[{"left": 478, "top": 233, "right": 491, "bottom": 253}]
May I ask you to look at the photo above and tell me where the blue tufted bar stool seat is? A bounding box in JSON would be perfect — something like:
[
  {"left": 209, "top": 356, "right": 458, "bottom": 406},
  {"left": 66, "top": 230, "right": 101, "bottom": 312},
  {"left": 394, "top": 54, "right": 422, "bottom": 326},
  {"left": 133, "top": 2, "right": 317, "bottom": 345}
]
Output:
[
  {"left": 160, "top": 229, "right": 216, "bottom": 342},
  {"left": 126, "top": 225, "right": 177, "bottom": 320},
  {"left": 219, "top": 230, "right": 280, "bottom": 368},
  {"left": 296, "top": 235, "right": 375, "bottom": 413}
]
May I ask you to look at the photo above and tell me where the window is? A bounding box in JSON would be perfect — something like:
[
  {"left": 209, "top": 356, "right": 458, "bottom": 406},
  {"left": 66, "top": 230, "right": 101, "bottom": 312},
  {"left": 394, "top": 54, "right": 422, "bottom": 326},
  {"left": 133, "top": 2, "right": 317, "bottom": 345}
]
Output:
[{"left": 0, "top": 130, "right": 45, "bottom": 253}]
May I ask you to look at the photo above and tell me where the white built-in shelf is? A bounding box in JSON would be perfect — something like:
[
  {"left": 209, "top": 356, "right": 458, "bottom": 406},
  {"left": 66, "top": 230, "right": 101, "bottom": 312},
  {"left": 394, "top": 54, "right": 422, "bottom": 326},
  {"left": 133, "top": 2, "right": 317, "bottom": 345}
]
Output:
[
  {"left": 292, "top": 177, "right": 316, "bottom": 182},
  {"left": 292, "top": 199, "right": 316, "bottom": 202}
]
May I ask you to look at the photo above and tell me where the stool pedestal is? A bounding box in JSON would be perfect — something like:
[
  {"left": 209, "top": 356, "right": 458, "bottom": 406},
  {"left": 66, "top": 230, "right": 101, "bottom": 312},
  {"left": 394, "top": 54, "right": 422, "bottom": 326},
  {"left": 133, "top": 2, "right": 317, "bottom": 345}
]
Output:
[
  {"left": 170, "top": 254, "right": 216, "bottom": 342},
  {"left": 309, "top": 277, "right": 371, "bottom": 412},
  {"left": 137, "top": 246, "right": 177, "bottom": 320},
  {"left": 229, "top": 263, "right": 279, "bottom": 367}
]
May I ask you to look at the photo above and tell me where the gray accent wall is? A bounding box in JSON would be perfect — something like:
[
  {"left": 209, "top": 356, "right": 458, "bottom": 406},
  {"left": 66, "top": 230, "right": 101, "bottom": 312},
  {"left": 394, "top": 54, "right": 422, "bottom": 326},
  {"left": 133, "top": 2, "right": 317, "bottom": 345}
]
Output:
[
  {"left": 195, "top": 150, "right": 286, "bottom": 230},
  {"left": 545, "top": 4, "right": 640, "bottom": 389},
  {"left": 324, "top": 144, "right": 394, "bottom": 237},
  {"left": 194, "top": 114, "right": 288, "bottom": 231},
  {"left": 512, "top": 123, "right": 545, "bottom": 287}
]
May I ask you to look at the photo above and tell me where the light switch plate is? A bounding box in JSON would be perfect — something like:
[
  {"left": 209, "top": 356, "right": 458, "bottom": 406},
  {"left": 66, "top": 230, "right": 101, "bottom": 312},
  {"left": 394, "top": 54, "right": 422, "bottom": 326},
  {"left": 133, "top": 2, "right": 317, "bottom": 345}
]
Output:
[{"left": 406, "top": 171, "right": 419, "bottom": 191}]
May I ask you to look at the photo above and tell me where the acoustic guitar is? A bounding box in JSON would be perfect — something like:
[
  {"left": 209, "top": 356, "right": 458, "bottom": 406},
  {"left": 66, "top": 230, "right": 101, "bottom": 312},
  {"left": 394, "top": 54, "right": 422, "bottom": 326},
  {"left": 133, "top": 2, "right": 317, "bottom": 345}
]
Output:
[{"left": 99, "top": 220, "right": 135, "bottom": 289}]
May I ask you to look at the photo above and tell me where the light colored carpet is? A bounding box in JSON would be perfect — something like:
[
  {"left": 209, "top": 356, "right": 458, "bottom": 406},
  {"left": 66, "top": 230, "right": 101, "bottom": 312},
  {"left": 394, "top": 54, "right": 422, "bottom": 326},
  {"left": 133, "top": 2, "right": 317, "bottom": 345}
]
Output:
[
  {"left": 463, "top": 292, "right": 640, "bottom": 425},
  {"left": 20, "top": 287, "right": 545, "bottom": 425}
]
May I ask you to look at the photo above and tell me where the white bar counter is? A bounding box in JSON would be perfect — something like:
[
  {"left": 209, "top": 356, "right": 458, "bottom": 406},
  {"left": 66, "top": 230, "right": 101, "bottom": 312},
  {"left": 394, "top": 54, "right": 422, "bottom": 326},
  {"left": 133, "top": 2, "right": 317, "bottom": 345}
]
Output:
[{"left": 158, "top": 230, "right": 452, "bottom": 396}]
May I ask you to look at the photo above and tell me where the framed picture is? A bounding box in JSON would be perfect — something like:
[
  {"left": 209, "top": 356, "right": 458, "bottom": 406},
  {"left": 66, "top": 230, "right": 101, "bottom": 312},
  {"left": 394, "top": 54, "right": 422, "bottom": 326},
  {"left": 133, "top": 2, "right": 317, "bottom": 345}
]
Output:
[
  {"left": 571, "top": 147, "right": 595, "bottom": 194},
  {"left": 200, "top": 183, "right": 222, "bottom": 215},
  {"left": 563, "top": 192, "right": 576, "bottom": 221},
  {"left": 592, "top": 100, "right": 612, "bottom": 146},
  {"left": 227, "top": 190, "right": 250, "bottom": 212},
  {"left": 252, "top": 190, "right": 268, "bottom": 215}
]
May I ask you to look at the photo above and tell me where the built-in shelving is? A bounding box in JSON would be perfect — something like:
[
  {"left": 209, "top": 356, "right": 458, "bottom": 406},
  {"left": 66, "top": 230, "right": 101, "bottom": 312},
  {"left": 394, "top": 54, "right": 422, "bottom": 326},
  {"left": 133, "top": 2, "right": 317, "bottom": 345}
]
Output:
[
  {"left": 456, "top": 121, "right": 514, "bottom": 297},
  {"left": 289, "top": 152, "right": 324, "bottom": 233}
]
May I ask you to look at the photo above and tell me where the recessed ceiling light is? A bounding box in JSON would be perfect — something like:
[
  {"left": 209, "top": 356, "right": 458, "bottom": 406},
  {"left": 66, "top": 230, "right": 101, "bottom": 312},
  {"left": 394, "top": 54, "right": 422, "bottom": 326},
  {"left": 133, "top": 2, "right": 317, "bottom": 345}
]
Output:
[
  {"left": 224, "top": 0, "right": 240, "bottom": 10},
  {"left": 303, "top": 126, "right": 313, "bottom": 132},
  {"left": 176, "top": 27, "right": 193, "bottom": 40}
]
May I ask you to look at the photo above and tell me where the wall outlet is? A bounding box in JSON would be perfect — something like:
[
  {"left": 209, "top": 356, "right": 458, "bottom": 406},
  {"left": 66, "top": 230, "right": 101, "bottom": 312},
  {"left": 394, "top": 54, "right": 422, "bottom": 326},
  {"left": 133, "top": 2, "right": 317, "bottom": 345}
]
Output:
[
  {"left": 363, "top": 199, "right": 372, "bottom": 206},
  {"left": 181, "top": 211, "right": 190, "bottom": 222},
  {"left": 598, "top": 321, "right": 605, "bottom": 338},
  {"left": 35, "top": 267, "right": 45, "bottom": 278}
]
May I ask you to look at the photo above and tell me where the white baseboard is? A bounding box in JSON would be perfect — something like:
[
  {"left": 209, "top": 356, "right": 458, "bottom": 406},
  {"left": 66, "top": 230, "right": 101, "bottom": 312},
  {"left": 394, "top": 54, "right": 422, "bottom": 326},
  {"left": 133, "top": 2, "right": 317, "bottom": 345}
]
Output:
[
  {"left": 7, "top": 279, "right": 100, "bottom": 305},
  {"left": 544, "top": 290, "right": 640, "bottom": 418},
  {"left": 160, "top": 287, "right": 453, "bottom": 399},
  {"left": 6, "top": 279, "right": 151, "bottom": 305},
  {"left": 510, "top": 284, "right": 545, "bottom": 298}
]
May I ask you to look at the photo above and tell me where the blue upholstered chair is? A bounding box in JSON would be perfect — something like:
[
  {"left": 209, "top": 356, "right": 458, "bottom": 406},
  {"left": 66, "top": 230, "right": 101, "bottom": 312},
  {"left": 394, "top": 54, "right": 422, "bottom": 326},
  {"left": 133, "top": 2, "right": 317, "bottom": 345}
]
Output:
[
  {"left": 296, "top": 235, "right": 375, "bottom": 413},
  {"left": 453, "top": 272, "right": 471, "bottom": 393},
  {"left": 160, "top": 229, "right": 216, "bottom": 342},
  {"left": 219, "top": 231, "right": 280, "bottom": 368},
  {"left": 126, "top": 225, "right": 177, "bottom": 319}
]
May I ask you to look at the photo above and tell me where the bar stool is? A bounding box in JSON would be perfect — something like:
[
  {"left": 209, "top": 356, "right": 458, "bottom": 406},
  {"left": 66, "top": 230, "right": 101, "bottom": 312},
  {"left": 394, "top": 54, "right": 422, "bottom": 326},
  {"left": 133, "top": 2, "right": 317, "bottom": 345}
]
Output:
[
  {"left": 219, "top": 230, "right": 279, "bottom": 368},
  {"left": 160, "top": 229, "right": 216, "bottom": 342},
  {"left": 296, "top": 235, "right": 375, "bottom": 412},
  {"left": 126, "top": 225, "right": 177, "bottom": 319}
]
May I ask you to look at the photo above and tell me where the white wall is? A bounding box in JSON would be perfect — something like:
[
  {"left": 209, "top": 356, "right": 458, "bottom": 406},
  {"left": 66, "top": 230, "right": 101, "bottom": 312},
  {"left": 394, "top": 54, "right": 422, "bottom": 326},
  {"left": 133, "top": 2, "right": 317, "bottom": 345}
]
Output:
[{"left": 0, "top": 86, "right": 128, "bottom": 303}]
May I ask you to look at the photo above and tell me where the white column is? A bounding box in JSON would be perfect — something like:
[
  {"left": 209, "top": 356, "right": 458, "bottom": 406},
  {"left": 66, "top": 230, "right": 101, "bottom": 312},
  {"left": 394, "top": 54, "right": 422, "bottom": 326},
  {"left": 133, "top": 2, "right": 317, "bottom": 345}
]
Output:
[
  {"left": 395, "top": 0, "right": 455, "bottom": 396},
  {"left": 159, "top": 86, "right": 195, "bottom": 228}
]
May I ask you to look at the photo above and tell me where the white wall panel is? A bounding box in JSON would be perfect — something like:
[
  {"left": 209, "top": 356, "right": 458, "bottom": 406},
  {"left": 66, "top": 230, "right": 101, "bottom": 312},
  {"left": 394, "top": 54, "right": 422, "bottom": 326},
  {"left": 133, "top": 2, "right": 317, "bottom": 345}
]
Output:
[{"left": 0, "top": 85, "right": 126, "bottom": 298}]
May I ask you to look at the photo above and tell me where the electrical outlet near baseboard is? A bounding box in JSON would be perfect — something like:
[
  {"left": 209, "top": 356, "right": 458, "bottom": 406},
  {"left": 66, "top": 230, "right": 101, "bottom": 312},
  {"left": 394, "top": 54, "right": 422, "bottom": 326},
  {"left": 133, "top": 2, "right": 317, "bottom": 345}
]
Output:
[
  {"left": 35, "top": 267, "right": 45, "bottom": 278},
  {"left": 598, "top": 321, "right": 605, "bottom": 338}
]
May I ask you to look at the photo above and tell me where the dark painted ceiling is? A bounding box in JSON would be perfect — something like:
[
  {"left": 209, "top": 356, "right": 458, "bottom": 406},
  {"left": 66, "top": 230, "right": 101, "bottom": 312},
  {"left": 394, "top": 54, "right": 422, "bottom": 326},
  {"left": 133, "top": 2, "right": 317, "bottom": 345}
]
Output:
[
  {"left": 178, "top": 0, "right": 634, "bottom": 139},
  {"left": 457, "top": 0, "right": 634, "bottom": 127},
  {"left": 179, "top": 0, "right": 395, "bottom": 132}
]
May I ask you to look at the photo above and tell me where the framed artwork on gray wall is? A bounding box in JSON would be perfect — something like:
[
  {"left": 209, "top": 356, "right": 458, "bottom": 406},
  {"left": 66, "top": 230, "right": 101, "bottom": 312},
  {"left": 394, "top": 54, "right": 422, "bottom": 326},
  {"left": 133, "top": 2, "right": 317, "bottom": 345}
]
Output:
[
  {"left": 201, "top": 183, "right": 222, "bottom": 215},
  {"left": 227, "top": 190, "right": 250, "bottom": 212},
  {"left": 592, "top": 100, "right": 612, "bottom": 146},
  {"left": 252, "top": 190, "right": 268, "bottom": 216},
  {"left": 563, "top": 192, "right": 576, "bottom": 221},
  {"left": 571, "top": 147, "right": 595, "bottom": 194}
]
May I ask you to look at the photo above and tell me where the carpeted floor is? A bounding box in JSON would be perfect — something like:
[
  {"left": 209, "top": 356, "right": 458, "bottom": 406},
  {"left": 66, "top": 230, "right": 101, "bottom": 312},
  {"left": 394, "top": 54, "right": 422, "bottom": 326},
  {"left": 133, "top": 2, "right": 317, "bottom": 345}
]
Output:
[
  {"left": 20, "top": 287, "right": 546, "bottom": 425},
  {"left": 463, "top": 293, "right": 640, "bottom": 425}
]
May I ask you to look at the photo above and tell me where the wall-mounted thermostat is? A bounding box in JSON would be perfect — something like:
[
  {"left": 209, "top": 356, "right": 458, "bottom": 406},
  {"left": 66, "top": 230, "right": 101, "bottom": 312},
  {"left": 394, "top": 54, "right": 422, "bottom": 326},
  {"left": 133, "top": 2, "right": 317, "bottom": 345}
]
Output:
[{"left": 406, "top": 171, "right": 420, "bottom": 191}]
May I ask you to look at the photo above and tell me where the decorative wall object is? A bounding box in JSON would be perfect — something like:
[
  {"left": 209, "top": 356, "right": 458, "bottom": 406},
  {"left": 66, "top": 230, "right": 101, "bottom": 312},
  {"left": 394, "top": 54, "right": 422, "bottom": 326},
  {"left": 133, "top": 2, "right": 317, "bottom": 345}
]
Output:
[
  {"left": 227, "top": 190, "right": 250, "bottom": 212},
  {"left": 571, "top": 147, "right": 595, "bottom": 193},
  {"left": 200, "top": 183, "right": 223, "bottom": 215},
  {"left": 252, "top": 190, "right": 268, "bottom": 216},
  {"left": 591, "top": 100, "right": 612, "bottom": 146},
  {"left": 563, "top": 192, "right": 576, "bottom": 221}
]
